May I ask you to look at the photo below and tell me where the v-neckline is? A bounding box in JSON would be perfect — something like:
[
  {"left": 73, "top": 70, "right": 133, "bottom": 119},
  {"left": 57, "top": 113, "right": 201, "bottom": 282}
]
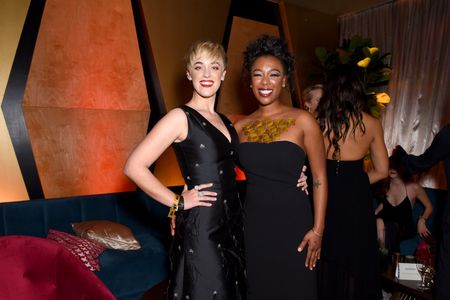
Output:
[{"left": 183, "top": 105, "right": 233, "bottom": 144}]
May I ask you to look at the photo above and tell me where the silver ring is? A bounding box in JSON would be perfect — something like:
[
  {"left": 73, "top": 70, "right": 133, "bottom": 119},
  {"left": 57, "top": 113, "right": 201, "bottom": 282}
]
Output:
[
  {"left": 194, "top": 185, "right": 199, "bottom": 191},
  {"left": 198, "top": 191, "right": 204, "bottom": 197}
]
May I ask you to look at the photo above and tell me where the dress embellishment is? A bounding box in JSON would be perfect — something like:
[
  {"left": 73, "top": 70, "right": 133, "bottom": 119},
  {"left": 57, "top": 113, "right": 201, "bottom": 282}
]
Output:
[{"left": 243, "top": 118, "right": 295, "bottom": 143}]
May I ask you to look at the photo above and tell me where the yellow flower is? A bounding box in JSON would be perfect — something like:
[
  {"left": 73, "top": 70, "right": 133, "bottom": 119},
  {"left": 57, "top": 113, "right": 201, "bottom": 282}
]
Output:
[
  {"left": 368, "top": 47, "right": 379, "bottom": 55},
  {"left": 357, "top": 57, "right": 371, "bottom": 68},
  {"left": 375, "top": 92, "right": 390, "bottom": 104}
]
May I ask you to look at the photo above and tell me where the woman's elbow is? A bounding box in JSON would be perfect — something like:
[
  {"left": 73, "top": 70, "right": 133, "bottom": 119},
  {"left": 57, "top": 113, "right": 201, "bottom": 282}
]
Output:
[{"left": 123, "top": 159, "right": 135, "bottom": 179}]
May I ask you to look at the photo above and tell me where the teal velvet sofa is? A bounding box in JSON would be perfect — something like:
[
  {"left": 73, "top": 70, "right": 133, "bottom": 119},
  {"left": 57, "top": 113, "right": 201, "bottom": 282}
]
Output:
[{"left": 0, "top": 191, "right": 170, "bottom": 300}]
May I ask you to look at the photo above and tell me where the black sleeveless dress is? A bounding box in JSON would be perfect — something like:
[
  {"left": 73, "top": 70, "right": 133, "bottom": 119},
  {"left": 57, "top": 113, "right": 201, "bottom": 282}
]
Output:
[
  {"left": 168, "top": 105, "right": 245, "bottom": 299},
  {"left": 378, "top": 196, "right": 415, "bottom": 240},
  {"left": 318, "top": 160, "right": 381, "bottom": 300},
  {"left": 238, "top": 141, "right": 317, "bottom": 300},
  {"left": 377, "top": 195, "right": 416, "bottom": 253}
]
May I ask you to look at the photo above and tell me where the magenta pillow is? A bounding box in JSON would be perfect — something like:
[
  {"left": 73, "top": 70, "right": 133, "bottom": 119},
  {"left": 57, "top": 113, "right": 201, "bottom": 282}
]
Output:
[{"left": 47, "top": 229, "right": 105, "bottom": 271}]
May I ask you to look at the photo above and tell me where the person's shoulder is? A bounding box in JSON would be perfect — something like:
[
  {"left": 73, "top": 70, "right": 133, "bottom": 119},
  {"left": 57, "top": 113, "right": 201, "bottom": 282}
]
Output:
[
  {"left": 282, "top": 106, "right": 311, "bottom": 120},
  {"left": 290, "top": 108, "right": 318, "bottom": 128},
  {"left": 161, "top": 107, "right": 188, "bottom": 123},
  {"left": 234, "top": 113, "right": 255, "bottom": 131},
  {"left": 406, "top": 181, "right": 425, "bottom": 196},
  {"left": 362, "top": 112, "right": 380, "bottom": 124},
  {"left": 362, "top": 112, "right": 383, "bottom": 133}
]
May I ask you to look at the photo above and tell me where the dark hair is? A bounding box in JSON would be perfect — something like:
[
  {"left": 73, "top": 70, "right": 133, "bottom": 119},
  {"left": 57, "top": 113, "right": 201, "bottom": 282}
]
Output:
[
  {"left": 317, "top": 64, "right": 369, "bottom": 159},
  {"left": 243, "top": 35, "right": 294, "bottom": 77},
  {"left": 389, "top": 147, "right": 413, "bottom": 182},
  {"left": 372, "top": 151, "right": 413, "bottom": 201}
]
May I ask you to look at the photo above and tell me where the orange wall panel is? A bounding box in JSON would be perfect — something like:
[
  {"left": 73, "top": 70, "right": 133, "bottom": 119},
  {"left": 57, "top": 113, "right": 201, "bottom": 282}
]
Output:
[
  {"left": 23, "top": 107, "right": 149, "bottom": 198},
  {"left": 20, "top": 0, "right": 150, "bottom": 198},
  {"left": 23, "top": 0, "right": 148, "bottom": 111}
]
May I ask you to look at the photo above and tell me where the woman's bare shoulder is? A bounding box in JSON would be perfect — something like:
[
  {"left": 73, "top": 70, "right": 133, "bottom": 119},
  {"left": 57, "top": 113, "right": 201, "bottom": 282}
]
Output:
[{"left": 362, "top": 112, "right": 383, "bottom": 134}]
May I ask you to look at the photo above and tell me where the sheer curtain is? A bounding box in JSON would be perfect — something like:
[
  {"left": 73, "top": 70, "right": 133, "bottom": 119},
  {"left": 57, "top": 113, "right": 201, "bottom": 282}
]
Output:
[{"left": 339, "top": 0, "right": 450, "bottom": 189}]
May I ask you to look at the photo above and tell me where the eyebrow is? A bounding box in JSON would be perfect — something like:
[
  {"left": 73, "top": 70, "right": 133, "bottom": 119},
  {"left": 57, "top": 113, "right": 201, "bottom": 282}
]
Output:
[
  {"left": 252, "top": 68, "right": 282, "bottom": 73},
  {"left": 192, "top": 60, "right": 222, "bottom": 66}
]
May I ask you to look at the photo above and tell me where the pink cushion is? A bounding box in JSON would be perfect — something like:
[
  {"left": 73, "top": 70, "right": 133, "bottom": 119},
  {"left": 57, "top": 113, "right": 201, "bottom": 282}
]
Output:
[
  {"left": 47, "top": 229, "right": 105, "bottom": 271},
  {"left": 0, "top": 236, "right": 115, "bottom": 300}
]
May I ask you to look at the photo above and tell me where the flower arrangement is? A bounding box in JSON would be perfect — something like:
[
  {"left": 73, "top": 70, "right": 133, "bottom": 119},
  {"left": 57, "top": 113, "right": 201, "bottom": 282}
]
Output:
[{"left": 315, "top": 35, "right": 392, "bottom": 118}]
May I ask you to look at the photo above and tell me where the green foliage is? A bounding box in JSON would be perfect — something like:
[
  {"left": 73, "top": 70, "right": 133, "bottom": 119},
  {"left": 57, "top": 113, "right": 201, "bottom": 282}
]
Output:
[{"left": 315, "top": 35, "right": 392, "bottom": 118}]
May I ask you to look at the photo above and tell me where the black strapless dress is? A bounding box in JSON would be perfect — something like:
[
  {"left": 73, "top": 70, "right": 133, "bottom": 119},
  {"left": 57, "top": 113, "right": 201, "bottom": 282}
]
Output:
[
  {"left": 168, "top": 105, "right": 245, "bottom": 299},
  {"left": 238, "top": 141, "right": 317, "bottom": 300},
  {"left": 318, "top": 159, "right": 381, "bottom": 300}
]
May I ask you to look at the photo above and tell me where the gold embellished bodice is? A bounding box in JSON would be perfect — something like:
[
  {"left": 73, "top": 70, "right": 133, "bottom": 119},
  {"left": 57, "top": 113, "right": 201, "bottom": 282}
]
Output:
[{"left": 243, "top": 118, "right": 295, "bottom": 143}]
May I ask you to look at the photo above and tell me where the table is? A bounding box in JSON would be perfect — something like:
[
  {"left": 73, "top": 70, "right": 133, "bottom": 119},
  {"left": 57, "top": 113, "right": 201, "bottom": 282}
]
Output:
[{"left": 381, "top": 263, "right": 434, "bottom": 300}]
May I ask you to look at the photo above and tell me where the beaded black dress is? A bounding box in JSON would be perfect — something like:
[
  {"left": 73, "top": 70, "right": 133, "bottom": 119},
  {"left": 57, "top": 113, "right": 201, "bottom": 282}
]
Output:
[
  {"left": 168, "top": 105, "right": 245, "bottom": 300},
  {"left": 238, "top": 141, "right": 318, "bottom": 300},
  {"left": 318, "top": 159, "right": 381, "bottom": 300}
]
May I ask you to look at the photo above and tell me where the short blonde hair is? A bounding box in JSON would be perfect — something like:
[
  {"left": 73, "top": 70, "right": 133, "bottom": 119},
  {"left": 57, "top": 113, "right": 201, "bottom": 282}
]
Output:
[
  {"left": 185, "top": 41, "right": 227, "bottom": 69},
  {"left": 302, "top": 84, "right": 324, "bottom": 102}
]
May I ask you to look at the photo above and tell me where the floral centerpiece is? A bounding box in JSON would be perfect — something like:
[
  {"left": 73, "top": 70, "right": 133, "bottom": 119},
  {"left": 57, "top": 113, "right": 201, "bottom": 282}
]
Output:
[{"left": 315, "top": 35, "right": 392, "bottom": 118}]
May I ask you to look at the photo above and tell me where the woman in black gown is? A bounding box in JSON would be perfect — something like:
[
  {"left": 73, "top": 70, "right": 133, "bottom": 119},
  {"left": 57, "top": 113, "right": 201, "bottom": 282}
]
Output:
[
  {"left": 124, "top": 41, "right": 245, "bottom": 299},
  {"left": 234, "top": 35, "right": 328, "bottom": 300},
  {"left": 374, "top": 153, "right": 433, "bottom": 254},
  {"left": 316, "top": 64, "right": 389, "bottom": 300}
]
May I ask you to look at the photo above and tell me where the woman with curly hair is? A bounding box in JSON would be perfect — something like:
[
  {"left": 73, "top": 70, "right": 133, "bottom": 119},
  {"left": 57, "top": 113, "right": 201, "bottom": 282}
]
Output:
[
  {"left": 234, "top": 35, "right": 328, "bottom": 300},
  {"left": 316, "top": 64, "right": 388, "bottom": 300}
]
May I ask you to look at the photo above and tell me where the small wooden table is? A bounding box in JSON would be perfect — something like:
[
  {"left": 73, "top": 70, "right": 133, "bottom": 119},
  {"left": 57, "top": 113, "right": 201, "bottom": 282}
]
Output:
[{"left": 381, "top": 263, "right": 434, "bottom": 300}]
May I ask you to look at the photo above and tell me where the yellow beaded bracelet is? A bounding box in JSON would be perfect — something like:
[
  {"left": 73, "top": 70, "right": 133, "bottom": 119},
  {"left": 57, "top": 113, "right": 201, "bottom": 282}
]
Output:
[{"left": 168, "top": 194, "right": 181, "bottom": 219}]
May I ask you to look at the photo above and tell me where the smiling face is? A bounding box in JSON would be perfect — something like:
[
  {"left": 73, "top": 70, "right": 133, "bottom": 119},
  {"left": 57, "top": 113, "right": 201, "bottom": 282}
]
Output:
[
  {"left": 187, "top": 50, "right": 226, "bottom": 99},
  {"left": 250, "top": 55, "right": 287, "bottom": 106}
]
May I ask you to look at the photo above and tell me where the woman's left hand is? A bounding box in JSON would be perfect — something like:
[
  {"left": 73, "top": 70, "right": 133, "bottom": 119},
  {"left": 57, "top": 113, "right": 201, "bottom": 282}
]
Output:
[
  {"left": 417, "top": 218, "right": 431, "bottom": 238},
  {"left": 297, "top": 165, "right": 309, "bottom": 195},
  {"left": 298, "top": 229, "right": 322, "bottom": 270}
]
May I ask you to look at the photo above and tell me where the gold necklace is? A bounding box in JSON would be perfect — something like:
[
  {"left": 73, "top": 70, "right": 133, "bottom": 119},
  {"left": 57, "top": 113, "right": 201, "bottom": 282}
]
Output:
[{"left": 243, "top": 117, "right": 295, "bottom": 143}]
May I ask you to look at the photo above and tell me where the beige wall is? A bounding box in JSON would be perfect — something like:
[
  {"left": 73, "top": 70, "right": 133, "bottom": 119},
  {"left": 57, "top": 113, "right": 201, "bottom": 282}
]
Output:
[
  {"left": 0, "top": 0, "right": 31, "bottom": 202},
  {"left": 141, "top": 0, "right": 231, "bottom": 111},
  {"left": 285, "top": 2, "right": 338, "bottom": 89}
]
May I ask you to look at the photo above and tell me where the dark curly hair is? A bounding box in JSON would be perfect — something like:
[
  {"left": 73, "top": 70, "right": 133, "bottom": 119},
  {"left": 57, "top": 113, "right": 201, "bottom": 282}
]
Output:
[
  {"left": 316, "top": 64, "right": 369, "bottom": 159},
  {"left": 372, "top": 149, "right": 413, "bottom": 201},
  {"left": 243, "top": 35, "right": 294, "bottom": 77}
]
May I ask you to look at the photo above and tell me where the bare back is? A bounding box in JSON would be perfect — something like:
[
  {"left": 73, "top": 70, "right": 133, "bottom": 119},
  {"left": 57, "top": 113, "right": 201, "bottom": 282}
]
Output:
[{"left": 323, "top": 112, "right": 389, "bottom": 184}]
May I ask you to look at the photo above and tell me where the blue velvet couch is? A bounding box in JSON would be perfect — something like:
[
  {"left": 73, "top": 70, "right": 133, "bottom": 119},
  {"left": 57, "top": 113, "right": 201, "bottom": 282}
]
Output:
[{"left": 0, "top": 191, "right": 171, "bottom": 300}]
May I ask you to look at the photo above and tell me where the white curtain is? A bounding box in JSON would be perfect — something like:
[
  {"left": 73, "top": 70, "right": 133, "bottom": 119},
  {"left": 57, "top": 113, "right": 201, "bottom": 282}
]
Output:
[{"left": 339, "top": 0, "right": 450, "bottom": 189}]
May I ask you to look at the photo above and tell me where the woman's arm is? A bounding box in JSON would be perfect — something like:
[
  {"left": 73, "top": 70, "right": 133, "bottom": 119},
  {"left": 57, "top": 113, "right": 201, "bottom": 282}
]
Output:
[
  {"left": 403, "top": 124, "right": 450, "bottom": 173},
  {"left": 124, "top": 108, "right": 216, "bottom": 210},
  {"left": 367, "top": 119, "right": 389, "bottom": 184},
  {"left": 297, "top": 114, "right": 328, "bottom": 269},
  {"left": 374, "top": 202, "right": 384, "bottom": 216},
  {"left": 412, "top": 183, "right": 433, "bottom": 238}
]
